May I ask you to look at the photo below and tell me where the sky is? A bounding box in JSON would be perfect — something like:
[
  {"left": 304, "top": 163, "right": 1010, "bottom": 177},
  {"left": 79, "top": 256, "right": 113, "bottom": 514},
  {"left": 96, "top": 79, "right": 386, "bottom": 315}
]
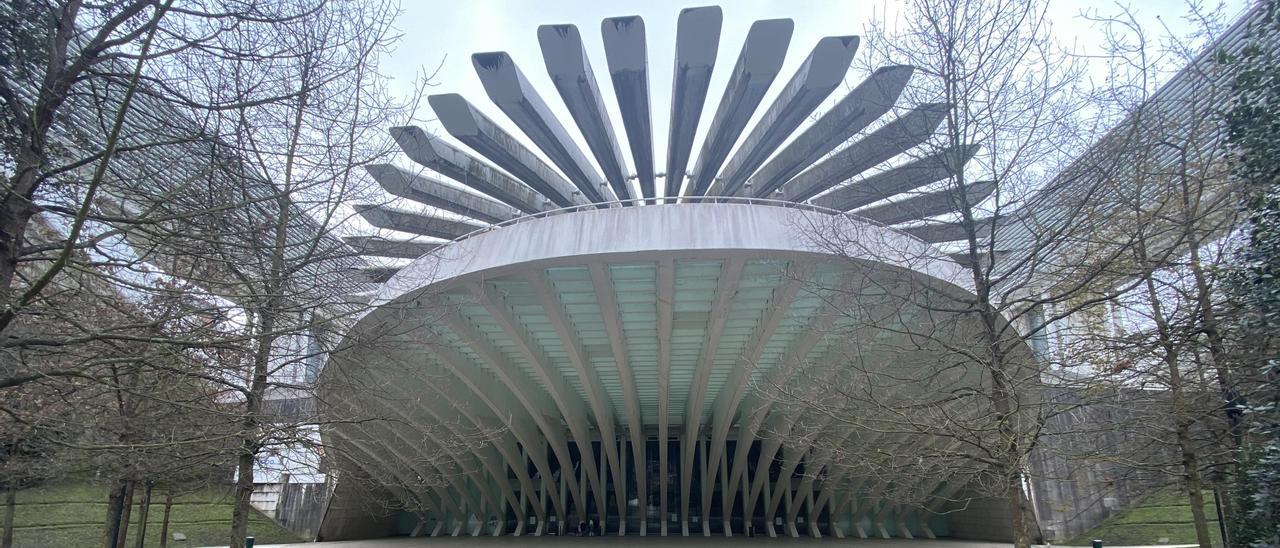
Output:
[
  {"left": 354, "top": 0, "right": 1248, "bottom": 242},
  {"left": 379, "top": 0, "right": 1246, "bottom": 170}
]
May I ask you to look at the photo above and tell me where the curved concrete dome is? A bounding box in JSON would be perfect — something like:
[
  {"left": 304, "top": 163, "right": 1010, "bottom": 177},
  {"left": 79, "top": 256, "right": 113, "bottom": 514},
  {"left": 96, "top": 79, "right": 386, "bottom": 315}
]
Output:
[{"left": 319, "top": 204, "right": 1026, "bottom": 541}]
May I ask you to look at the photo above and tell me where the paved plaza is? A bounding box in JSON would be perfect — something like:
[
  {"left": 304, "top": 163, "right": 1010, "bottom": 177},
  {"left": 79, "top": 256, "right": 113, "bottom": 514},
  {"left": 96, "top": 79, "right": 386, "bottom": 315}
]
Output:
[{"left": 219, "top": 539, "right": 1197, "bottom": 548}]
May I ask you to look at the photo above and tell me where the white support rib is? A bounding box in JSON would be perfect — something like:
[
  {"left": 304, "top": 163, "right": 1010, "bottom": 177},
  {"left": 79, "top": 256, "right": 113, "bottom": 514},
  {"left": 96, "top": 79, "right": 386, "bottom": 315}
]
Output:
[
  {"left": 706, "top": 264, "right": 811, "bottom": 521},
  {"left": 355, "top": 392, "right": 509, "bottom": 527},
  {"left": 434, "top": 311, "right": 577, "bottom": 524},
  {"left": 365, "top": 163, "right": 518, "bottom": 224},
  {"left": 539, "top": 24, "right": 631, "bottom": 200},
  {"left": 738, "top": 285, "right": 889, "bottom": 530},
  {"left": 746, "top": 66, "right": 914, "bottom": 198},
  {"left": 526, "top": 270, "right": 624, "bottom": 524},
  {"left": 707, "top": 35, "right": 859, "bottom": 196},
  {"left": 389, "top": 125, "right": 549, "bottom": 214},
  {"left": 429, "top": 93, "right": 588, "bottom": 208},
  {"left": 358, "top": 374, "right": 515, "bottom": 515},
  {"left": 686, "top": 19, "right": 793, "bottom": 196},
  {"left": 466, "top": 283, "right": 605, "bottom": 521},
  {"left": 397, "top": 373, "right": 535, "bottom": 526},
  {"left": 329, "top": 428, "right": 465, "bottom": 524},
  {"left": 758, "top": 411, "right": 807, "bottom": 535},
  {"left": 782, "top": 339, "right": 881, "bottom": 531},
  {"left": 743, "top": 405, "right": 789, "bottom": 523},
  {"left": 602, "top": 15, "right": 655, "bottom": 199},
  {"left": 587, "top": 263, "right": 647, "bottom": 533},
  {"left": 796, "top": 425, "right": 864, "bottom": 532},
  {"left": 656, "top": 258, "right": 675, "bottom": 535},
  {"left": 778, "top": 418, "right": 835, "bottom": 528},
  {"left": 781, "top": 103, "right": 951, "bottom": 203},
  {"left": 812, "top": 144, "right": 981, "bottom": 212},
  {"left": 618, "top": 437, "right": 628, "bottom": 535},
  {"left": 683, "top": 259, "right": 745, "bottom": 525},
  {"left": 725, "top": 282, "right": 853, "bottom": 505},
  {"left": 336, "top": 418, "right": 487, "bottom": 528},
  {"left": 473, "top": 52, "right": 614, "bottom": 203},
  {"left": 665, "top": 6, "right": 722, "bottom": 198}
]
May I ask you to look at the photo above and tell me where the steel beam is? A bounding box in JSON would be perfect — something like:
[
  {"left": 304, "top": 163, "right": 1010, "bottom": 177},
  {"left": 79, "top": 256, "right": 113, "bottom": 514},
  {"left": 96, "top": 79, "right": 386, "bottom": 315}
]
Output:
[
  {"left": 748, "top": 66, "right": 914, "bottom": 197},
  {"left": 900, "top": 216, "right": 999, "bottom": 243},
  {"left": 355, "top": 204, "right": 486, "bottom": 240},
  {"left": 686, "top": 18, "right": 793, "bottom": 196},
  {"left": 428, "top": 93, "right": 587, "bottom": 208},
  {"left": 349, "top": 266, "right": 399, "bottom": 284},
  {"left": 853, "top": 179, "right": 997, "bottom": 225},
  {"left": 343, "top": 236, "right": 439, "bottom": 260},
  {"left": 365, "top": 164, "right": 517, "bottom": 224},
  {"left": 539, "top": 24, "right": 631, "bottom": 200},
  {"left": 664, "top": 6, "right": 722, "bottom": 198},
  {"left": 472, "top": 52, "right": 614, "bottom": 203},
  {"left": 782, "top": 102, "right": 950, "bottom": 203},
  {"left": 707, "top": 36, "right": 859, "bottom": 196},
  {"left": 389, "top": 125, "right": 549, "bottom": 214},
  {"left": 812, "top": 143, "right": 979, "bottom": 211},
  {"left": 602, "top": 16, "right": 655, "bottom": 199}
]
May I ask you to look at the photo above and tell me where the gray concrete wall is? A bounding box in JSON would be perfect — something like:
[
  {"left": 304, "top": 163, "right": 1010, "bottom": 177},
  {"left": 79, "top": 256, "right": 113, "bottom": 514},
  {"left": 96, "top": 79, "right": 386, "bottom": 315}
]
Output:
[
  {"left": 317, "top": 480, "right": 400, "bottom": 541},
  {"left": 275, "top": 482, "right": 328, "bottom": 540},
  {"left": 1027, "top": 387, "right": 1182, "bottom": 541}
]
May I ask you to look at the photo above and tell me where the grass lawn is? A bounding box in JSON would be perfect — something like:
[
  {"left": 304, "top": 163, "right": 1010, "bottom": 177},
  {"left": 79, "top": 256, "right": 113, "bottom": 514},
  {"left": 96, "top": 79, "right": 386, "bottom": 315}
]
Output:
[
  {"left": 1067, "top": 489, "right": 1223, "bottom": 547},
  {"left": 3, "top": 483, "right": 302, "bottom": 548}
]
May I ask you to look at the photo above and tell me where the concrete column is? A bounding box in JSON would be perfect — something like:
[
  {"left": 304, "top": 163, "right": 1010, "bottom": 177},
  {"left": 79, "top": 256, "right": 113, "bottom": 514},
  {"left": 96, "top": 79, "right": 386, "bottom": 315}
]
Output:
[
  {"left": 619, "top": 438, "right": 627, "bottom": 536},
  {"left": 560, "top": 467, "right": 568, "bottom": 535},
  {"left": 721, "top": 441, "right": 732, "bottom": 536},
  {"left": 763, "top": 476, "right": 775, "bottom": 538},
  {"left": 700, "top": 438, "right": 711, "bottom": 536},
  {"left": 537, "top": 476, "right": 548, "bottom": 536}
]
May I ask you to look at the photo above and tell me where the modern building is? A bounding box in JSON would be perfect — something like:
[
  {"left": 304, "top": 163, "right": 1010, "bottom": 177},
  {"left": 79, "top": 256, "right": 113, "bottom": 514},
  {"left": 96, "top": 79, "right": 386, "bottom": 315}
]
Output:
[{"left": 317, "top": 6, "right": 1039, "bottom": 541}]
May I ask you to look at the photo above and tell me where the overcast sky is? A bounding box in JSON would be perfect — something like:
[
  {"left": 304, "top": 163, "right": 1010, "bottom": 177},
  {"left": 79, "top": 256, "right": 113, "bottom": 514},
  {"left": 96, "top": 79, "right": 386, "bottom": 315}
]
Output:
[{"left": 346, "top": 0, "right": 1249, "bottom": 244}]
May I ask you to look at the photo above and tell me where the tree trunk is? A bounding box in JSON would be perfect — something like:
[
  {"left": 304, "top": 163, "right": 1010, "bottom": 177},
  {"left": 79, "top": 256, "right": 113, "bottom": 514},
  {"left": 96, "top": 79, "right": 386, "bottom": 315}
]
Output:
[
  {"left": 104, "top": 481, "right": 126, "bottom": 548},
  {"left": 158, "top": 492, "right": 173, "bottom": 548},
  {"left": 229, "top": 451, "right": 257, "bottom": 548},
  {"left": 228, "top": 311, "right": 276, "bottom": 548},
  {"left": 1179, "top": 422, "right": 1215, "bottom": 548},
  {"left": 2, "top": 489, "right": 17, "bottom": 548},
  {"left": 116, "top": 482, "right": 135, "bottom": 548},
  {"left": 1007, "top": 483, "right": 1030, "bottom": 548},
  {"left": 134, "top": 482, "right": 152, "bottom": 548}
]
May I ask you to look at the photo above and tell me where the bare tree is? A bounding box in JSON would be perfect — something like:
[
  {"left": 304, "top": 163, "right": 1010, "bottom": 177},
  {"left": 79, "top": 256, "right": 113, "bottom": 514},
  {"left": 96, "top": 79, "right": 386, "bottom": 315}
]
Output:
[
  {"left": 749, "top": 1, "right": 1213, "bottom": 546},
  {"left": 0, "top": 1, "right": 460, "bottom": 546}
]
